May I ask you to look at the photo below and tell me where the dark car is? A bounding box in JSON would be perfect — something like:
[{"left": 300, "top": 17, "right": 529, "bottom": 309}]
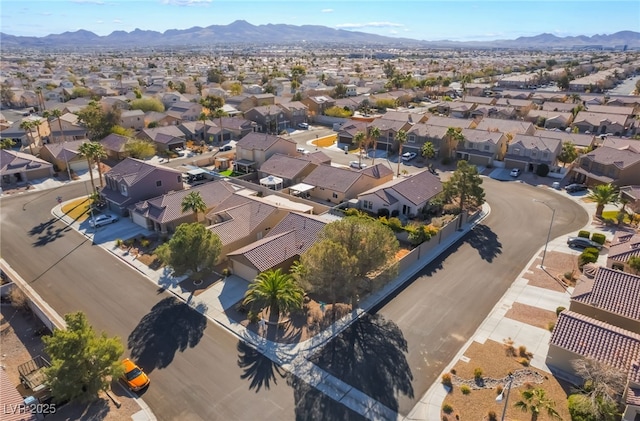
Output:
[
  {"left": 219, "top": 144, "right": 233, "bottom": 151},
  {"left": 567, "top": 236, "right": 603, "bottom": 250},
  {"left": 565, "top": 183, "right": 587, "bottom": 193}
]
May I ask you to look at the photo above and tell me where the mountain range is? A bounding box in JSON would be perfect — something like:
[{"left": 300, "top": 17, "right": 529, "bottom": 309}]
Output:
[{"left": 1, "top": 20, "right": 637, "bottom": 50}]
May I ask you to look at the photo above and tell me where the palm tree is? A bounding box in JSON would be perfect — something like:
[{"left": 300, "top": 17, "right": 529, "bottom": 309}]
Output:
[
  {"left": 181, "top": 191, "right": 207, "bottom": 222},
  {"left": 78, "top": 141, "right": 103, "bottom": 192},
  {"left": 92, "top": 143, "right": 107, "bottom": 188},
  {"left": 587, "top": 184, "right": 619, "bottom": 218},
  {"left": 368, "top": 126, "right": 380, "bottom": 165},
  {"left": 514, "top": 387, "right": 560, "bottom": 421},
  {"left": 445, "top": 127, "right": 464, "bottom": 159},
  {"left": 353, "top": 131, "right": 366, "bottom": 168},
  {"left": 242, "top": 269, "right": 304, "bottom": 325},
  {"left": 43, "top": 109, "right": 65, "bottom": 143},
  {"left": 19, "top": 120, "right": 36, "bottom": 155},
  {"left": 395, "top": 129, "right": 407, "bottom": 177},
  {"left": 421, "top": 141, "right": 436, "bottom": 169}
]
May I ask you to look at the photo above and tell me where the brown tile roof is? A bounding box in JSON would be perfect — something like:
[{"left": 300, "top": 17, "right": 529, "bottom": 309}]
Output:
[
  {"left": 0, "top": 369, "right": 37, "bottom": 421},
  {"left": 573, "top": 111, "right": 628, "bottom": 127},
  {"left": 550, "top": 311, "right": 640, "bottom": 373},
  {"left": 460, "top": 128, "right": 504, "bottom": 145},
  {"left": 625, "top": 386, "right": 640, "bottom": 405},
  {"left": 259, "top": 154, "right": 314, "bottom": 179},
  {"left": 208, "top": 195, "right": 279, "bottom": 246},
  {"left": 572, "top": 267, "right": 640, "bottom": 320},
  {"left": 302, "top": 165, "right": 361, "bottom": 193},
  {"left": 387, "top": 170, "right": 442, "bottom": 206},
  {"left": 583, "top": 146, "right": 640, "bottom": 169},
  {"left": 237, "top": 132, "right": 294, "bottom": 151},
  {"left": 532, "top": 130, "right": 595, "bottom": 149},
  {"left": 510, "top": 134, "right": 562, "bottom": 152},
  {"left": 608, "top": 232, "right": 640, "bottom": 264},
  {"left": 630, "top": 359, "right": 640, "bottom": 384},
  {"left": 423, "top": 115, "right": 474, "bottom": 129},
  {"left": 106, "top": 157, "right": 182, "bottom": 187},
  {"left": 0, "top": 149, "right": 52, "bottom": 172},
  {"left": 359, "top": 163, "right": 394, "bottom": 180},
  {"left": 475, "top": 118, "right": 535, "bottom": 135},
  {"left": 407, "top": 123, "right": 448, "bottom": 139},
  {"left": 99, "top": 133, "right": 129, "bottom": 153}
]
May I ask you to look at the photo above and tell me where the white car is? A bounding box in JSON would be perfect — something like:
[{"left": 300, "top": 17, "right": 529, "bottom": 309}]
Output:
[
  {"left": 297, "top": 123, "right": 309, "bottom": 130},
  {"left": 401, "top": 152, "right": 417, "bottom": 161},
  {"left": 349, "top": 161, "right": 367, "bottom": 169},
  {"left": 510, "top": 168, "right": 521, "bottom": 177},
  {"left": 89, "top": 214, "right": 118, "bottom": 228}
]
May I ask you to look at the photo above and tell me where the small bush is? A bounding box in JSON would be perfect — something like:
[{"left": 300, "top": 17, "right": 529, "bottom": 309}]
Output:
[
  {"left": 518, "top": 357, "right": 530, "bottom": 366},
  {"left": 450, "top": 368, "right": 457, "bottom": 375},
  {"left": 536, "top": 163, "right": 549, "bottom": 177},
  {"left": 547, "top": 321, "right": 556, "bottom": 332},
  {"left": 386, "top": 217, "right": 404, "bottom": 232},
  {"left": 473, "top": 368, "right": 483, "bottom": 380},
  {"left": 503, "top": 337, "right": 516, "bottom": 356},
  {"left": 563, "top": 271, "right": 574, "bottom": 281},
  {"left": 496, "top": 385, "right": 503, "bottom": 396},
  {"left": 579, "top": 249, "right": 599, "bottom": 266},
  {"left": 460, "top": 385, "right": 471, "bottom": 395},
  {"left": 222, "top": 268, "right": 231, "bottom": 277},
  {"left": 591, "top": 232, "right": 606, "bottom": 245},
  {"left": 441, "top": 373, "right": 453, "bottom": 387},
  {"left": 578, "top": 230, "right": 590, "bottom": 238},
  {"left": 115, "top": 238, "right": 124, "bottom": 248},
  {"left": 518, "top": 345, "right": 529, "bottom": 358},
  {"left": 442, "top": 403, "right": 453, "bottom": 414},
  {"left": 556, "top": 306, "right": 566, "bottom": 316},
  {"left": 487, "top": 410, "right": 498, "bottom": 421},
  {"left": 140, "top": 238, "right": 151, "bottom": 248}
]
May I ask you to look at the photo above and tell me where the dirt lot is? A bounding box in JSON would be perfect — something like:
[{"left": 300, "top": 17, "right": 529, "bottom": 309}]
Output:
[{"left": 1, "top": 303, "right": 142, "bottom": 421}]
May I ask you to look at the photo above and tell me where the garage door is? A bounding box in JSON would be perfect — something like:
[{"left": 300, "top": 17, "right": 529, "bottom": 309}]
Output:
[
  {"left": 230, "top": 260, "right": 259, "bottom": 282},
  {"left": 505, "top": 159, "right": 526, "bottom": 170},
  {"left": 70, "top": 160, "right": 88, "bottom": 172}
]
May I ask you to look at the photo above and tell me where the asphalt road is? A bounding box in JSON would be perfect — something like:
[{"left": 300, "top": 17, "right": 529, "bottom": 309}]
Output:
[
  {"left": 0, "top": 182, "right": 365, "bottom": 421},
  {"left": 311, "top": 178, "right": 589, "bottom": 415}
]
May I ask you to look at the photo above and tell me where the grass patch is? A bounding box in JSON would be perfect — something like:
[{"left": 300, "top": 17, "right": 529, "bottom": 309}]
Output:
[
  {"left": 601, "top": 210, "right": 631, "bottom": 224},
  {"left": 218, "top": 169, "right": 242, "bottom": 177},
  {"left": 61, "top": 197, "right": 93, "bottom": 221}
]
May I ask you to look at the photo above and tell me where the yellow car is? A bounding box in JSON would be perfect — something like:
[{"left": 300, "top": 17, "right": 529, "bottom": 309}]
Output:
[{"left": 121, "top": 358, "right": 150, "bottom": 391}]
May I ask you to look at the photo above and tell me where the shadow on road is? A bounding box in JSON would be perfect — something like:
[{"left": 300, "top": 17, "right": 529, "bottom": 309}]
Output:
[
  {"left": 29, "top": 217, "right": 71, "bottom": 247},
  {"left": 236, "top": 341, "right": 285, "bottom": 392},
  {"left": 464, "top": 224, "right": 502, "bottom": 262},
  {"left": 127, "top": 297, "right": 207, "bottom": 373},
  {"left": 308, "top": 313, "right": 413, "bottom": 412}
]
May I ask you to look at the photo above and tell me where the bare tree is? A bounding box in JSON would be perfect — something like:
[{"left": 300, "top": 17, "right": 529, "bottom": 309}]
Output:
[{"left": 571, "top": 358, "right": 626, "bottom": 419}]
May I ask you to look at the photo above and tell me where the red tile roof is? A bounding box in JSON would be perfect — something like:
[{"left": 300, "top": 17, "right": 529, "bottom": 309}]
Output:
[
  {"left": 0, "top": 369, "right": 37, "bottom": 421},
  {"left": 572, "top": 267, "right": 640, "bottom": 320}
]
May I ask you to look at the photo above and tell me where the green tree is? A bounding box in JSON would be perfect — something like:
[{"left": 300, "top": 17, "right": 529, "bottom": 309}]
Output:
[
  {"left": 130, "top": 98, "right": 165, "bottom": 113},
  {"left": 368, "top": 126, "right": 380, "bottom": 165},
  {"left": 375, "top": 98, "right": 397, "bottom": 110},
  {"left": 124, "top": 138, "right": 156, "bottom": 160},
  {"left": 421, "top": 141, "right": 436, "bottom": 168},
  {"left": 629, "top": 256, "right": 640, "bottom": 274},
  {"left": 77, "top": 102, "right": 121, "bottom": 141},
  {"left": 396, "top": 129, "right": 407, "bottom": 176},
  {"left": 200, "top": 95, "right": 226, "bottom": 142},
  {"left": 181, "top": 191, "right": 207, "bottom": 222},
  {"left": 572, "top": 357, "right": 627, "bottom": 421},
  {"left": 445, "top": 127, "right": 464, "bottom": 159},
  {"left": 156, "top": 223, "right": 222, "bottom": 280},
  {"left": 0, "top": 138, "right": 16, "bottom": 149},
  {"left": 242, "top": 269, "right": 304, "bottom": 324},
  {"left": 353, "top": 131, "right": 366, "bottom": 168},
  {"left": 514, "top": 387, "right": 561, "bottom": 421},
  {"left": 443, "top": 160, "right": 485, "bottom": 214},
  {"left": 43, "top": 311, "right": 124, "bottom": 403},
  {"left": 78, "top": 141, "right": 106, "bottom": 191},
  {"left": 587, "top": 184, "right": 619, "bottom": 218},
  {"left": 110, "top": 125, "right": 134, "bottom": 137},
  {"left": 207, "top": 68, "right": 226, "bottom": 84},
  {"left": 558, "top": 141, "right": 578, "bottom": 167},
  {"left": 19, "top": 120, "right": 37, "bottom": 155},
  {"left": 1, "top": 81, "right": 15, "bottom": 106},
  {"left": 333, "top": 83, "right": 347, "bottom": 99},
  {"left": 568, "top": 394, "right": 598, "bottom": 421}
]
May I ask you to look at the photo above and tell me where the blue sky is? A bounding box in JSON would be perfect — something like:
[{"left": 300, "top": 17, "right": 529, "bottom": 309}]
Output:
[{"left": 2, "top": 0, "right": 638, "bottom": 41}]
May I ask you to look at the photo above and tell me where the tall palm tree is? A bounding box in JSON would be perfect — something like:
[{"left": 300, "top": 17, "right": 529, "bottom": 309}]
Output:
[
  {"left": 43, "top": 109, "right": 65, "bottom": 143},
  {"left": 421, "top": 141, "right": 436, "bottom": 169},
  {"left": 353, "top": 131, "right": 366, "bottom": 168},
  {"left": 395, "top": 129, "right": 407, "bottom": 176},
  {"left": 19, "top": 120, "right": 36, "bottom": 155},
  {"left": 92, "top": 143, "right": 107, "bottom": 188},
  {"left": 181, "top": 191, "right": 207, "bottom": 222},
  {"left": 368, "top": 126, "right": 380, "bottom": 165},
  {"left": 587, "top": 184, "right": 619, "bottom": 218},
  {"left": 242, "top": 269, "right": 304, "bottom": 325},
  {"left": 514, "top": 387, "right": 560, "bottom": 421},
  {"left": 78, "top": 141, "right": 102, "bottom": 192},
  {"left": 445, "top": 127, "right": 464, "bottom": 159}
]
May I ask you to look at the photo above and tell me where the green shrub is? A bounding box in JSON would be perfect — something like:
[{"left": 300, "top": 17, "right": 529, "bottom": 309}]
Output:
[
  {"left": 487, "top": 411, "right": 498, "bottom": 421},
  {"left": 518, "top": 357, "right": 530, "bottom": 366},
  {"left": 473, "top": 367, "right": 483, "bottom": 380},
  {"left": 547, "top": 321, "right": 555, "bottom": 332},
  {"left": 578, "top": 230, "right": 590, "bottom": 238},
  {"left": 377, "top": 208, "right": 390, "bottom": 218},
  {"left": 590, "top": 232, "right": 606, "bottom": 245},
  {"left": 386, "top": 217, "right": 404, "bottom": 232},
  {"left": 568, "top": 393, "right": 598, "bottom": 421},
  {"left": 460, "top": 385, "right": 471, "bottom": 395},
  {"left": 518, "top": 345, "right": 530, "bottom": 358},
  {"left": 556, "top": 306, "right": 566, "bottom": 316},
  {"left": 442, "top": 403, "right": 453, "bottom": 414},
  {"left": 579, "top": 250, "right": 599, "bottom": 266},
  {"left": 441, "top": 373, "right": 453, "bottom": 387},
  {"left": 140, "top": 238, "right": 151, "bottom": 248},
  {"left": 536, "top": 163, "right": 550, "bottom": 177}
]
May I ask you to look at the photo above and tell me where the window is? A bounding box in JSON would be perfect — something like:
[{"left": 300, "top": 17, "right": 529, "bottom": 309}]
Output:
[
  {"left": 408, "top": 135, "right": 416, "bottom": 143},
  {"left": 119, "top": 184, "right": 128, "bottom": 196},
  {"left": 156, "top": 180, "right": 162, "bottom": 187},
  {"left": 483, "top": 145, "right": 490, "bottom": 151},
  {"left": 363, "top": 200, "right": 373, "bottom": 210},
  {"left": 332, "top": 193, "right": 338, "bottom": 199},
  {"left": 542, "top": 152, "right": 548, "bottom": 159}
]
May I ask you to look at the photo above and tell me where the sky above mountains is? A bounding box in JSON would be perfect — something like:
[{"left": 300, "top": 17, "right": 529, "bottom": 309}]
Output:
[{"left": 2, "top": 0, "right": 639, "bottom": 41}]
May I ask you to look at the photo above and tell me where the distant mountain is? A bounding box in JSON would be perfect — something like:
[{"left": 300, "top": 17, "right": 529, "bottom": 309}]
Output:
[{"left": 1, "top": 20, "right": 637, "bottom": 50}]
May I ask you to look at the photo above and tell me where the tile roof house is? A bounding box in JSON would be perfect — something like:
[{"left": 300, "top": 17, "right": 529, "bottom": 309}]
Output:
[
  {"left": 136, "top": 126, "right": 186, "bottom": 152},
  {"left": 606, "top": 231, "right": 640, "bottom": 276},
  {"left": 301, "top": 163, "right": 393, "bottom": 204},
  {"left": 301, "top": 95, "right": 336, "bottom": 117},
  {"left": 571, "top": 146, "right": 640, "bottom": 187},
  {"left": 243, "top": 105, "right": 289, "bottom": 134},
  {"left": 525, "top": 110, "right": 573, "bottom": 130},
  {"left": 620, "top": 185, "right": 640, "bottom": 214},
  {"left": 99, "top": 133, "right": 130, "bottom": 160},
  {"left": 227, "top": 212, "right": 327, "bottom": 281},
  {"left": 100, "top": 157, "right": 184, "bottom": 215},
  {"left": 38, "top": 139, "right": 89, "bottom": 174},
  {"left": 455, "top": 128, "right": 507, "bottom": 166},
  {"left": 532, "top": 129, "right": 595, "bottom": 152},
  {"left": 572, "top": 111, "right": 629, "bottom": 136},
  {"left": 405, "top": 123, "right": 449, "bottom": 157},
  {"left": 357, "top": 169, "right": 442, "bottom": 217},
  {"left": 120, "top": 109, "right": 145, "bottom": 131},
  {"left": 504, "top": 134, "right": 561, "bottom": 173},
  {"left": 0, "top": 149, "right": 54, "bottom": 188},
  {"left": 336, "top": 121, "right": 370, "bottom": 145},
  {"left": 541, "top": 102, "right": 576, "bottom": 113},
  {"left": 0, "top": 369, "right": 37, "bottom": 421},
  {"left": 130, "top": 180, "right": 238, "bottom": 233},
  {"left": 234, "top": 132, "right": 297, "bottom": 173},
  {"left": 474, "top": 118, "right": 536, "bottom": 136},
  {"left": 258, "top": 154, "right": 319, "bottom": 188}
]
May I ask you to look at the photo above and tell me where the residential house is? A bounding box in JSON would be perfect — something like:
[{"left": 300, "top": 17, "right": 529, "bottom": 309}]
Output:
[
  {"left": 234, "top": 132, "right": 297, "bottom": 173},
  {"left": 120, "top": 109, "right": 145, "bottom": 131},
  {"left": 301, "top": 95, "right": 336, "bottom": 118},
  {"left": 136, "top": 126, "right": 186, "bottom": 152},
  {"left": 607, "top": 231, "right": 640, "bottom": 275},
  {"left": 542, "top": 102, "right": 576, "bottom": 113},
  {"left": 49, "top": 113, "right": 87, "bottom": 142},
  {"left": 159, "top": 92, "right": 190, "bottom": 109},
  {"left": 39, "top": 139, "right": 89, "bottom": 174},
  {"left": 99, "top": 133, "right": 130, "bottom": 160},
  {"left": 572, "top": 111, "right": 629, "bottom": 136},
  {"left": 456, "top": 128, "right": 507, "bottom": 166},
  {"left": 99, "top": 157, "right": 184, "bottom": 215},
  {"left": 1, "top": 116, "right": 50, "bottom": 150},
  {"left": 405, "top": 123, "right": 449, "bottom": 157},
  {"left": 178, "top": 121, "right": 216, "bottom": 142},
  {"left": 337, "top": 121, "right": 370, "bottom": 146},
  {"left": 525, "top": 110, "right": 573, "bottom": 130},
  {"left": 474, "top": 118, "right": 536, "bottom": 136},
  {"left": 620, "top": 185, "right": 640, "bottom": 214},
  {"left": 244, "top": 105, "right": 288, "bottom": 134},
  {"left": 495, "top": 98, "right": 534, "bottom": 117},
  {"left": 449, "top": 102, "right": 476, "bottom": 119},
  {"left": 423, "top": 115, "right": 475, "bottom": 130},
  {"left": 166, "top": 101, "right": 203, "bottom": 122},
  {"left": 369, "top": 118, "right": 414, "bottom": 153},
  {"left": 531, "top": 92, "right": 567, "bottom": 105},
  {"left": 301, "top": 163, "right": 393, "bottom": 204},
  {"left": 0, "top": 149, "right": 53, "bottom": 188},
  {"left": 258, "top": 154, "right": 319, "bottom": 189},
  {"left": 571, "top": 146, "right": 640, "bottom": 187},
  {"left": 358, "top": 169, "right": 442, "bottom": 217},
  {"left": 277, "top": 101, "right": 309, "bottom": 128},
  {"left": 504, "top": 134, "right": 561, "bottom": 172},
  {"left": 532, "top": 129, "right": 595, "bottom": 152},
  {"left": 227, "top": 212, "right": 328, "bottom": 281},
  {"left": 144, "top": 111, "right": 180, "bottom": 128},
  {"left": 130, "top": 180, "right": 238, "bottom": 233}
]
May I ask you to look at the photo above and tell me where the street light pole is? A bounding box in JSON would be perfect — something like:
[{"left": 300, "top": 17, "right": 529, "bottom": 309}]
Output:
[
  {"left": 533, "top": 199, "right": 556, "bottom": 268},
  {"left": 496, "top": 374, "right": 514, "bottom": 421}
]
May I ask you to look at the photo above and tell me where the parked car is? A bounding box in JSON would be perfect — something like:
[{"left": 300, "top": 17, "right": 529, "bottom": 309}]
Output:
[
  {"left": 219, "top": 144, "right": 233, "bottom": 151},
  {"left": 297, "top": 123, "right": 309, "bottom": 130},
  {"left": 349, "top": 161, "right": 367, "bottom": 169},
  {"left": 121, "top": 358, "right": 150, "bottom": 392},
  {"left": 565, "top": 183, "right": 587, "bottom": 193},
  {"left": 567, "top": 236, "right": 603, "bottom": 251},
  {"left": 88, "top": 214, "right": 118, "bottom": 228},
  {"left": 401, "top": 152, "right": 417, "bottom": 161},
  {"left": 551, "top": 182, "right": 561, "bottom": 190},
  {"left": 509, "top": 168, "right": 521, "bottom": 177}
]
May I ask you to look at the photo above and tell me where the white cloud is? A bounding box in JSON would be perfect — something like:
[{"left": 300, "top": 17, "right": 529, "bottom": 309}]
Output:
[
  {"left": 336, "top": 21, "right": 404, "bottom": 29},
  {"left": 321, "top": 8, "right": 333, "bottom": 13},
  {"left": 161, "top": 0, "right": 212, "bottom": 6},
  {"left": 96, "top": 20, "right": 103, "bottom": 23},
  {"left": 389, "top": 30, "right": 398, "bottom": 35},
  {"left": 113, "top": 19, "right": 122, "bottom": 23}
]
